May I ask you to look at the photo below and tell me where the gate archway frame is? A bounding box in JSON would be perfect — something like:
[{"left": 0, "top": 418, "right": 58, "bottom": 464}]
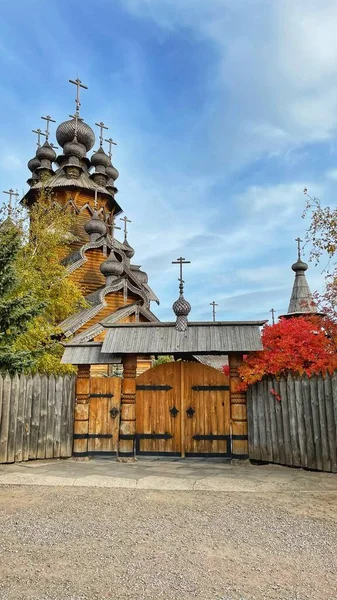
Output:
[{"left": 62, "top": 320, "right": 265, "bottom": 460}]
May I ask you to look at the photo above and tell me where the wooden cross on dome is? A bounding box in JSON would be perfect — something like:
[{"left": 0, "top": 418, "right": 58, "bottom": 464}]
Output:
[
  {"left": 3, "top": 188, "right": 19, "bottom": 216},
  {"left": 120, "top": 215, "right": 131, "bottom": 241},
  {"left": 210, "top": 300, "right": 218, "bottom": 322},
  {"left": 41, "top": 115, "right": 56, "bottom": 141},
  {"left": 69, "top": 77, "right": 88, "bottom": 118},
  {"left": 295, "top": 236, "right": 303, "bottom": 261},
  {"left": 32, "top": 128, "right": 46, "bottom": 148},
  {"left": 105, "top": 137, "right": 117, "bottom": 159},
  {"left": 270, "top": 308, "right": 276, "bottom": 325},
  {"left": 172, "top": 256, "right": 191, "bottom": 294},
  {"left": 95, "top": 121, "right": 108, "bottom": 148}
]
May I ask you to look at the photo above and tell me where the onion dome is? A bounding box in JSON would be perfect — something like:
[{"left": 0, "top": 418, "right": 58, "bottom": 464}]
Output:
[
  {"left": 100, "top": 250, "right": 123, "bottom": 284},
  {"left": 173, "top": 293, "right": 191, "bottom": 332},
  {"left": 63, "top": 139, "right": 87, "bottom": 159},
  {"left": 36, "top": 141, "right": 56, "bottom": 163},
  {"left": 27, "top": 155, "right": 41, "bottom": 173},
  {"left": 84, "top": 211, "right": 107, "bottom": 241},
  {"left": 56, "top": 118, "right": 95, "bottom": 151},
  {"left": 123, "top": 239, "right": 135, "bottom": 260},
  {"left": 106, "top": 162, "right": 119, "bottom": 181},
  {"left": 292, "top": 259, "right": 308, "bottom": 272},
  {"left": 91, "top": 147, "right": 110, "bottom": 169}
]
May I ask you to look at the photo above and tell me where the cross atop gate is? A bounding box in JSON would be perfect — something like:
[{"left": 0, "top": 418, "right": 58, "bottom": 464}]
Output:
[{"left": 172, "top": 256, "right": 191, "bottom": 294}]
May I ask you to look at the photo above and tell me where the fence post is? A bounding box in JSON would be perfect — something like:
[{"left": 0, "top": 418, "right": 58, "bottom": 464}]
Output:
[
  {"left": 73, "top": 365, "right": 90, "bottom": 458},
  {"left": 228, "top": 353, "right": 248, "bottom": 458}
]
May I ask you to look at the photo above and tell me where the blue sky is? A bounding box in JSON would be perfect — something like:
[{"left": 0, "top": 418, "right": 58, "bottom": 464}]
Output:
[{"left": 1, "top": 0, "right": 337, "bottom": 322}]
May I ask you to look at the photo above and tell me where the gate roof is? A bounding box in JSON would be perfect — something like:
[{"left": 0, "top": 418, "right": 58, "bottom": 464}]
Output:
[{"left": 101, "top": 321, "right": 265, "bottom": 355}]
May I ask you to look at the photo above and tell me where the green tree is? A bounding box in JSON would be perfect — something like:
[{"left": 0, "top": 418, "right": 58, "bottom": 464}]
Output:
[
  {"left": 12, "top": 190, "right": 86, "bottom": 374},
  {"left": 0, "top": 218, "right": 44, "bottom": 373}
]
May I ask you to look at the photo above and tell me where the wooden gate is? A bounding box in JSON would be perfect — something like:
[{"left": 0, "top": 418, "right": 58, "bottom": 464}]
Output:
[
  {"left": 88, "top": 377, "right": 121, "bottom": 455},
  {"left": 136, "top": 361, "right": 231, "bottom": 457}
]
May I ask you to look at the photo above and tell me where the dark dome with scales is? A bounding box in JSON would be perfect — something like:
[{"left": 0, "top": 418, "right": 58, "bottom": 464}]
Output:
[
  {"left": 106, "top": 162, "right": 119, "bottom": 181},
  {"left": 84, "top": 211, "right": 107, "bottom": 240},
  {"left": 91, "top": 147, "right": 110, "bottom": 168},
  {"left": 36, "top": 141, "right": 57, "bottom": 163},
  {"left": 56, "top": 118, "right": 95, "bottom": 151},
  {"left": 27, "top": 155, "right": 41, "bottom": 172},
  {"left": 173, "top": 294, "right": 191, "bottom": 317}
]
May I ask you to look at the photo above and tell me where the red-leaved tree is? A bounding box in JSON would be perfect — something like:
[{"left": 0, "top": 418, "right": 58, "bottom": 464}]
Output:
[{"left": 238, "top": 316, "right": 337, "bottom": 389}]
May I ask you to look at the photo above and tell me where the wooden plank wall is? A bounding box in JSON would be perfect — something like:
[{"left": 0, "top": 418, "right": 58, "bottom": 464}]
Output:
[
  {"left": 0, "top": 373, "right": 75, "bottom": 464},
  {"left": 247, "top": 373, "right": 337, "bottom": 473}
]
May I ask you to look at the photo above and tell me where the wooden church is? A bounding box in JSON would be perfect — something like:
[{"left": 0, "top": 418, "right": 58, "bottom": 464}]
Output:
[{"left": 23, "top": 79, "right": 160, "bottom": 377}]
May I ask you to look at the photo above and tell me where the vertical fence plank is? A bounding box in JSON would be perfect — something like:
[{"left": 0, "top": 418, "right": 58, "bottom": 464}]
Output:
[
  {"left": 247, "top": 387, "right": 255, "bottom": 459},
  {"left": 53, "top": 377, "right": 63, "bottom": 458},
  {"left": 279, "top": 376, "right": 291, "bottom": 467},
  {"left": 67, "top": 376, "right": 75, "bottom": 457},
  {"left": 22, "top": 375, "right": 33, "bottom": 461},
  {"left": 0, "top": 374, "right": 3, "bottom": 427},
  {"left": 287, "top": 374, "right": 301, "bottom": 467},
  {"left": 266, "top": 377, "right": 277, "bottom": 463},
  {"left": 310, "top": 376, "right": 322, "bottom": 471},
  {"left": 29, "top": 374, "right": 41, "bottom": 460},
  {"left": 37, "top": 375, "right": 48, "bottom": 459},
  {"left": 317, "top": 373, "right": 330, "bottom": 472},
  {"left": 274, "top": 378, "right": 286, "bottom": 465},
  {"left": 14, "top": 374, "right": 27, "bottom": 463},
  {"left": 46, "top": 375, "right": 56, "bottom": 459},
  {"left": 262, "top": 378, "right": 273, "bottom": 462},
  {"left": 302, "top": 375, "right": 316, "bottom": 470},
  {"left": 7, "top": 374, "right": 20, "bottom": 463},
  {"left": 251, "top": 383, "right": 260, "bottom": 460},
  {"left": 0, "top": 374, "right": 11, "bottom": 463},
  {"left": 60, "top": 375, "right": 70, "bottom": 457},
  {"left": 295, "top": 377, "right": 307, "bottom": 468},
  {"left": 257, "top": 380, "right": 268, "bottom": 461},
  {"left": 324, "top": 373, "right": 336, "bottom": 472},
  {"left": 332, "top": 373, "right": 337, "bottom": 472}
]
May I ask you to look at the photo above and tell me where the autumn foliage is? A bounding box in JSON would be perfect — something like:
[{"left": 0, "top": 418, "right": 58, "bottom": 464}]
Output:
[{"left": 238, "top": 316, "right": 337, "bottom": 388}]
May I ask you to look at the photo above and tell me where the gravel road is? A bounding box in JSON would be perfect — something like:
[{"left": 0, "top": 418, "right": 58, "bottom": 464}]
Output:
[{"left": 0, "top": 486, "right": 336, "bottom": 600}]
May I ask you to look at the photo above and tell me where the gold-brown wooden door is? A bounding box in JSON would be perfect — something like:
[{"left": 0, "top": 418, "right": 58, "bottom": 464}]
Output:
[
  {"left": 136, "top": 362, "right": 181, "bottom": 455},
  {"left": 88, "top": 377, "right": 121, "bottom": 455},
  {"left": 183, "top": 362, "right": 231, "bottom": 456},
  {"left": 136, "top": 361, "right": 230, "bottom": 457}
]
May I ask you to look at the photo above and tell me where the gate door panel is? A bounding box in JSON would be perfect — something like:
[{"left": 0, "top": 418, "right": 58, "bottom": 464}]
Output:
[
  {"left": 136, "top": 361, "right": 231, "bottom": 457},
  {"left": 136, "top": 362, "right": 181, "bottom": 455},
  {"left": 88, "top": 377, "right": 121, "bottom": 455},
  {"left": 183, "top": 362, "right": 231, "bottom": 457}
]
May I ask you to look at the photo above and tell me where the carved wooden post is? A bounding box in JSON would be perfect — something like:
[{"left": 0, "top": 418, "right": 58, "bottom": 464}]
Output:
[
  {"left": 228, "top": 353, "right": 248, "bottom": 458},
  {"left": 73, "top": 364, "right": 90, "bottom": 458},
  {"left": 119, "top": 354, "right": 137, "bottom": 459}
]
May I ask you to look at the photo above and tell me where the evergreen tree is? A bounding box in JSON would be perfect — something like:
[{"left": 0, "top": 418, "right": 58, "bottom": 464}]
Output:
[{"left": 0, "top": 219, "right": 44, "bottom": 373}]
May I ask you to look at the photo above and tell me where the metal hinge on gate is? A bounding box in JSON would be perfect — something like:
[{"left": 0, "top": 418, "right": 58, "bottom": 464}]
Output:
[
  {"left": 90, "top": 393, "right": 114, "bottom": 398},
  {"left": 193, "top": 434, "right": 231, "bottom": 441},
  {"left": 73, "top": 434, "right": 113, "bottom": 440},
  {"left": 136, "top": 384, "right": 173, "bottom": 391},
  {"left": 191, "top": 385, "right": 230, "bottom": 391},
  {"left": 137, "top": 433, "right": 173, "bottom": 440}
]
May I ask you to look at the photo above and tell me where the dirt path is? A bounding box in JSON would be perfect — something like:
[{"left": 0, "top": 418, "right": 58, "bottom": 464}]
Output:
[{"left": 0, "top": 486, "right": 336, "bottom": 600}]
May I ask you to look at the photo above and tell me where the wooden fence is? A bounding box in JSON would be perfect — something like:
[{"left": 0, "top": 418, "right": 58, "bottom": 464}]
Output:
[
  {"left": 0, "top": 373, "right": 75, "bottom": 464},
  {"left": 247, "top": 373, "right": 337, "bottom": 473}
]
